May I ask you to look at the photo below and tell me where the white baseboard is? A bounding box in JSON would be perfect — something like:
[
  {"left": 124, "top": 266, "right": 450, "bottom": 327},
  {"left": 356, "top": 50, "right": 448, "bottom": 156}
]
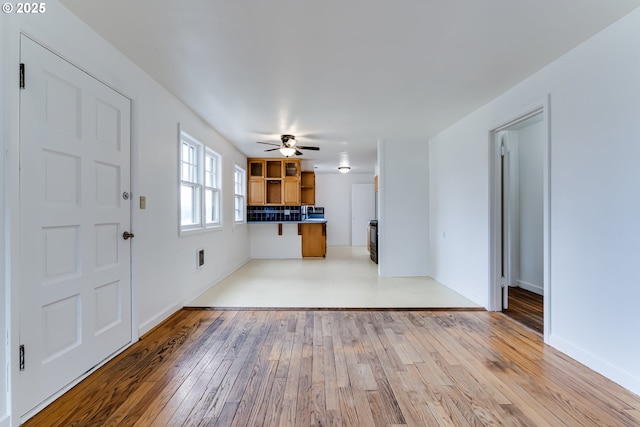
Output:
[
  {"left": 137, "top": 256, "right": 251, "bottom": 336},
  {"left": 138, "top": 301, "right": 184, "bottom": 337},
  {"left": 516, "top": 280, "right": 543, "bottom": 295},
  {"left": 433, "top": 277, "right": 486, "bottom": 308},
  {"left": 548, "top": 334, "right": 640, "bottom": 397}
]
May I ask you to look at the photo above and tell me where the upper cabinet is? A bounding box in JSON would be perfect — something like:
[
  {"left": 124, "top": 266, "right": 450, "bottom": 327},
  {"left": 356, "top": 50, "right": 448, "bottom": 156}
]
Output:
[
  {"left": 284, "top": 160, "right": 300, "bottom": 178},
  {"left": 283, "top": 160, "right": 301, "bottom": 205},
  {"left": 248, "top": 160, "right": 266, "bottom": 205},
  {"left": 248, "top": 158, "right": 304, "bottom": 206},
  {"left": 301, "top": 171, "right": 315, "bottom": 205},
  {"left": 249, "top": 159, "right": 265, "bottom": 179}
]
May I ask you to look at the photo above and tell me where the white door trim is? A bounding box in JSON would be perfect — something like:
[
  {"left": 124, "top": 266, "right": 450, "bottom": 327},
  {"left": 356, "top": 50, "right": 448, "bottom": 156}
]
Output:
[{"left": 488, "top": 95, "right": 551, "bottom": 341}]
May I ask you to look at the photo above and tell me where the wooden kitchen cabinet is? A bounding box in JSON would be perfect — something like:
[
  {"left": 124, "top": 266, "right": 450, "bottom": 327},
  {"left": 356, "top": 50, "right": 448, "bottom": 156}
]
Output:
[
  {"left": 247, "top": 159, "right": 266, "bottom": 205},
  {"left": 249, "top": 159, "right": 265, "bottom": 179},
  {"left": 247, "top": 158, "right": 301, "bottom": 206},
  {"left": 283, "top": 179, "right": 300, "bottom": 205},
  {"left": 248, "top": 179, "right": 265, "bottom": 205},
  {"left": 283, "top": 160, "right": 300, "bottom": 204},
  {"left": 300, "top": 171, "right": 315, "bottom": 205},
  {"left": 300, "top": 223, "right": 326, "bottom": 257},
  {"left": 265, "top": 180, "right": 282, "bottom": 204},
  {"left": 284, "top": 160, "right": 299, "bottom": 178}
]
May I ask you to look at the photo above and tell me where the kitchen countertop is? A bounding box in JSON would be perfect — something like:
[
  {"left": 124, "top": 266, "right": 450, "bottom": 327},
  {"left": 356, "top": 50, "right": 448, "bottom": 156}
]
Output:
[{"left": 247, "top": 219, "right": 327, "bottom": 224}]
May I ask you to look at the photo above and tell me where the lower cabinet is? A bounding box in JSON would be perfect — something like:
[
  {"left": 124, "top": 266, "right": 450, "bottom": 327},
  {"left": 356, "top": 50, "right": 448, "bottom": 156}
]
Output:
[{"left": 299, "top": 223, "right": 326, "bottom": 257}]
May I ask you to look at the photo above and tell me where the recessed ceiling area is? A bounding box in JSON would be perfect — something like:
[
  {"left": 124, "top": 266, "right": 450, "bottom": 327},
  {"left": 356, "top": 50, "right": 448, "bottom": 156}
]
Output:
[{"left": 59, "top": 0, "right": 640, "bottom": 173}]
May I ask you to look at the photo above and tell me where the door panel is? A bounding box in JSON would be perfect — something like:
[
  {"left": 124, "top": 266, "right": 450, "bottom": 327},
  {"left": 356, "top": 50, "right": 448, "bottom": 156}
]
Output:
[{"left": 19, "top": 36, "right": 132, "bottom": 418}]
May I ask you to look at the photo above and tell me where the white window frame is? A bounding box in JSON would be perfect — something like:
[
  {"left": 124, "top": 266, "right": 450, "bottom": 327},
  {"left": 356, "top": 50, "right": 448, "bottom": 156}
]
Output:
[
  {"left": 204, "top": 148, "right": 222, "bottom": 227},
  {"left": 234, "top": 165, "right": 246, "bottom": 223},
  {"left": 179, "top": 130, "right": 222, "bottom": 234}
]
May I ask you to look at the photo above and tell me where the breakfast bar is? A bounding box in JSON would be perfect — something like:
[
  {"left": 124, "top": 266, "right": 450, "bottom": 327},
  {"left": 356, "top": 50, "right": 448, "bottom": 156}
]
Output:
[{"left": 248, "top": 219, "right": 327, "bottom": 259}]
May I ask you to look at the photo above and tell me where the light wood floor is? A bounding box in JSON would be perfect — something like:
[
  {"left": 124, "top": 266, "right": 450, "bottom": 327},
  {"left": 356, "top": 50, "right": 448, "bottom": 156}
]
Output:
[
  {"left": 24, "top": 309, "right": 640, "bottom": 427},
  {"left": 504, "top": 287, "right": 544, "bottom": 334}
]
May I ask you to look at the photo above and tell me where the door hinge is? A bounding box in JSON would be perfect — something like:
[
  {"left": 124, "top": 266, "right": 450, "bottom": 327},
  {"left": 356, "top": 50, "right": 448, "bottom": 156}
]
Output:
[
  {"left": 19, "top": 345, "right": 25, "bottom": 371},
  {"left": 500, "top": 143, "right": 505, "bottom": 157},
  {"left": 19, "top": 63, "right": 25, "bottom": 89}
]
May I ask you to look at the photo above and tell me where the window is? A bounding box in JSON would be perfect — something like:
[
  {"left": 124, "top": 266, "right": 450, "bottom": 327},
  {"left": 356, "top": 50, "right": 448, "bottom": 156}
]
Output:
[
  {"left": 204, "top": 149, "right": 221, "bottom": 226},
  {"left": 180, "top": 135, "right": 201, "bottom": 230},
  {"left": 180, "top": 131, "right": 221, "bottom": 233},
  {"left": 234, "top": 165, "right": 246, "bottom": 223}
]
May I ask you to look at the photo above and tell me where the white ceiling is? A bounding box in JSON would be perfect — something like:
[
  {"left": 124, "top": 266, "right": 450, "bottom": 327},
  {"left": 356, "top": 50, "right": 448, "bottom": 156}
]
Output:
[{"left": 60, "top": 0, "right": 640, "bottom": 173}]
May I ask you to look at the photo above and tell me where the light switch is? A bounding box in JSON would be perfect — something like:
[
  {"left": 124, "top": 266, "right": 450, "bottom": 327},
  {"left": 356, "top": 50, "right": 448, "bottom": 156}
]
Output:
[{"left": 140, "top": 196, "right": 146, "bottom": 209}]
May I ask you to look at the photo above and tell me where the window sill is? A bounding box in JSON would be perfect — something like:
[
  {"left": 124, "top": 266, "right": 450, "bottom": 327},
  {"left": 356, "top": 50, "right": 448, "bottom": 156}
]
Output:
[{"left": 179, "top": 224, "right": 223, "bottom": 237}]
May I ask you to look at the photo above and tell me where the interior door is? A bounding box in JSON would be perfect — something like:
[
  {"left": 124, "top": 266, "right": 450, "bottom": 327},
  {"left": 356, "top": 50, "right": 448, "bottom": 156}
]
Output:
[
  {"left": 18, "top": 36, "right": 132, "bottom": 418},
  {"left": 351, "top": 184, "right": 375, "bottom": 246}
]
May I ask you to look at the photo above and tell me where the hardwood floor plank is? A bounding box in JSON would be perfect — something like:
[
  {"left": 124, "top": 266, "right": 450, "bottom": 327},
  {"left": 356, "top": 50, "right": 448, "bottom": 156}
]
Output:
[
  {"left": 278, "top": 313, "right": 304, "bottom": 427},
  {"left": 337, "top": 386, "right": 360, "bottom": 427},
  {"left": 42, "top": 309, "right": 216, "bottom": 427},
  {"left": 311, "top": 312, "right": 327, "bottom": 427},
  {"left": 227, "top": 313, "right": 280, "bottom": 427},
  {"left": 504, "top": 286, "right": 543, "bottom": 333},
  {"left": 137, "top": 312, "right": 245, "bottom": 426},
  {"left": 322, "top": 334, "right": 340, "bottom": 412},
  {"left": 23, "top": 309, "right": 640, "bottom": 427},
  {"left": 329, "top": 312, "right": 350, "bottom": 388}
]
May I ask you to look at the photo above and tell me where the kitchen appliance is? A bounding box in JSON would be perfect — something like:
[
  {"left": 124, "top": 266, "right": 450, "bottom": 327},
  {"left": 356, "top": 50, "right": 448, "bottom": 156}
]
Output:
[
  {"left": 307, "top": 206, "right": 324, "bottom": 219},
  {"left": 369, "top": 220, "right": 378, "bottom": 264}
]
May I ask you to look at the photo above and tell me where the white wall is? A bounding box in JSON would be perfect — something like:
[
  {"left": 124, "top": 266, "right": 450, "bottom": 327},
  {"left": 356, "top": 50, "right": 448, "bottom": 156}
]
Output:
[
  {"left": 517, "top": 122, "right": 544, "bottom": 293},
  {"left": 429, "top": 8, "right": 640, "bottom": 395},
  {"left": 2, "top": 2, "right": 250, "bottom": 423},
  {"left": 249, "top": 224, "right": 302, "bottom": 258},
  {"left": 378, "top": 139, "right": 429, "bottom": 277},
  {"left": 315, "top": 173, "right": 374, "bottom": 246}
]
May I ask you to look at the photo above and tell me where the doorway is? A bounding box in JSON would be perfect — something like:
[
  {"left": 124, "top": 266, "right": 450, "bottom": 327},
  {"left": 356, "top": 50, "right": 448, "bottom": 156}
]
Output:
[
  {"left": 18, "top": 36, "right": 133, "bottom": 419},
  {"left": 489, "top": 102, "right": 550, "bottom": 338},
  {"left": 351, "top": 183, "right": 375, "bottom": 246}
]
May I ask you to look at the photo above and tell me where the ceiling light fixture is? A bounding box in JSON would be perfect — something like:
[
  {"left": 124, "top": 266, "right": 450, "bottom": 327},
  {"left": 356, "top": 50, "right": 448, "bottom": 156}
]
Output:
[
  {"left": 338, "top": 166, "right": 351, "bottom": 173},
  {"left": 279, "top": 146, "right": 296, "bottom": 157}
]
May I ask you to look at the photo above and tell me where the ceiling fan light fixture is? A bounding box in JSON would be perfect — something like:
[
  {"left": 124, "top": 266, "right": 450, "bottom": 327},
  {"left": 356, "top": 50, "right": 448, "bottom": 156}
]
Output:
[
  {"left": 279, "top": 146, "right": 296, "bottom": 157},
  {"left": 338, "top": 166, "right": 351, "bottom": 173},
  {"left": 282, "top": 134, "right": 296, "bottom": 146}
]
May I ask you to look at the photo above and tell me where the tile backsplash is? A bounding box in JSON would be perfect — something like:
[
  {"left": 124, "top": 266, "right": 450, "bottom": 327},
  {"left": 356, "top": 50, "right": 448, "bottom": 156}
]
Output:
[{"left": 247, "top": 206, "right": 301, "bottom": 222}]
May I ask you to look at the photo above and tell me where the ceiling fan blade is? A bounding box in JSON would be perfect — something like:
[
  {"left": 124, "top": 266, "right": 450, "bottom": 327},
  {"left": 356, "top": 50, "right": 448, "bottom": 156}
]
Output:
[
  {"left": 295, "top": 149, "right": 304, "bottom": 156},
  {"left": 256, "top": 141, "right": 281, "bottom": 146},
  {"left": 296, "top": 145, "right": 320, "bottom": 151},
  {"left": 264, "top": 148, "right": 280, "bottom": 152}
]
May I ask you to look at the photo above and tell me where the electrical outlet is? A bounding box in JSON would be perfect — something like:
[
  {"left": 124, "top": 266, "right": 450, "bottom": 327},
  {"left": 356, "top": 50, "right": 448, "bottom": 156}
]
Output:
[{"left": 140, "top": 196, "right": 146, "bottom": 209}]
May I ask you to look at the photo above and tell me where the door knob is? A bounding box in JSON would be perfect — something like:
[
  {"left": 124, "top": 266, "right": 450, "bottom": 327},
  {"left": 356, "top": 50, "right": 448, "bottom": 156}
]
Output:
[{"left": 123, "top": 231, "right": 135, "bottom": 240}]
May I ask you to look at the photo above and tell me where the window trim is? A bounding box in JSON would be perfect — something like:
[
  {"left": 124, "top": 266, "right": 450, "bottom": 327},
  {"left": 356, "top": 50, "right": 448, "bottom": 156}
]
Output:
[
  {"left": 234, "top": 164, "right": 246, "bottom": 224},
  {"left": 179, "top": 133, "right": 203, "bottom": 233},
  {"left": 204, "top": 147, "right": 222, "bottom": 228}
]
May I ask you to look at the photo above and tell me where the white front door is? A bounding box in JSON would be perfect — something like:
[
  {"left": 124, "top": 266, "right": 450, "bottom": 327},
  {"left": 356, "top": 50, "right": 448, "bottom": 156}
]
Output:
[
  {"left": 351, "top": 183, "right": 375, "bottom": 246},
  {"left": 18, "top": 36, "right": 132, "bottom": 418}
]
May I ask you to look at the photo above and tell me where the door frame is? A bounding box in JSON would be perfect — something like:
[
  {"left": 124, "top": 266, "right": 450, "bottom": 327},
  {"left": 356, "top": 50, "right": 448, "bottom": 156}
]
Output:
[
  {"left": 9, "top": 33, "right": 138, "bottom": 424},
  {"left": 488, "top": 96, "right": 551, "bottom": 340}
]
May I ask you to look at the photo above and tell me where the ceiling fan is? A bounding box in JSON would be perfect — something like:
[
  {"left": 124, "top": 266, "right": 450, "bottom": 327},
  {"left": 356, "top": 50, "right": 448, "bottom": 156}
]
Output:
[{"left": 256, "top": 134, "right": 320, "bottom": 157}]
